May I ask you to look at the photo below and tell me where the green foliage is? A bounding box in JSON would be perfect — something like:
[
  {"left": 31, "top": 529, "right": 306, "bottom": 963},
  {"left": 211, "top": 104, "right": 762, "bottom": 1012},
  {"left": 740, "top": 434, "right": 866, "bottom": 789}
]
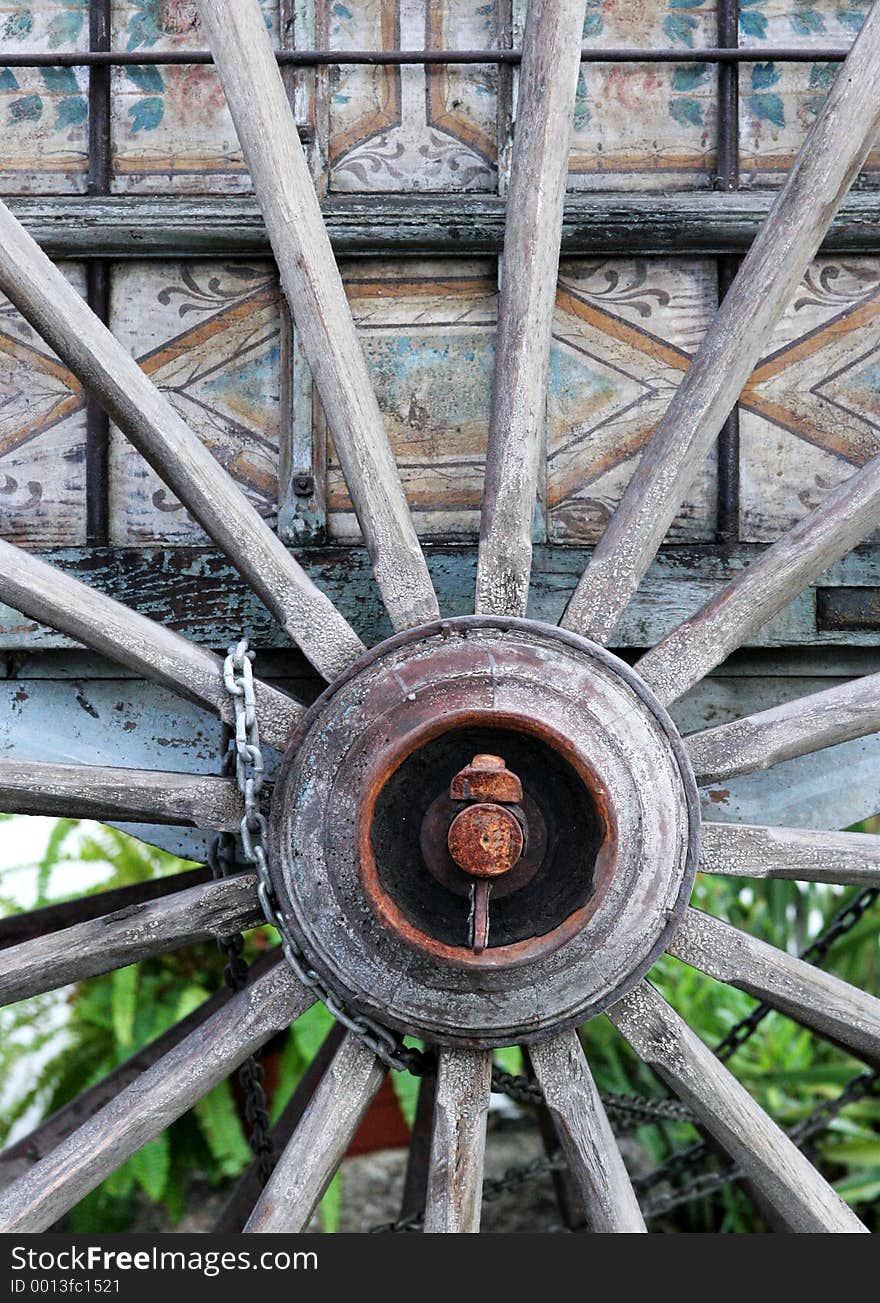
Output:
[
  {"left": 0, "top": 822, "right": 326, "bottom": 1230},
  {"left": 580, "top": 857, "right": 880, "bottom": 1232},
  {"left": 2, "top": 816, "right": 878, "bottom": 1232}
]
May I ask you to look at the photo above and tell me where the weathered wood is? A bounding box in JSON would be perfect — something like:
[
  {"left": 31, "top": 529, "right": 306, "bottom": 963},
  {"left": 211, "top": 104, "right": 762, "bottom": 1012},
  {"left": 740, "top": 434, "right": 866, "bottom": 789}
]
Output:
[
  {"left": 475, "top": 0, "right": 584, "bottom": 618},
  {"left": 0, "top": 201, "right": 363, "bottom": 682},
  {"left": 214, "top": 1023, "right": 346, "bottom": 1234},
  {"left": 423, "top": 1048, "right": 492, "bottom": 1234},
  {"left": 11, "top": 543, "right": 880, "bottom": 654},
  {"left": 244, "top": 1033, "right": 384, "bottom": 1233},
  {"left": 686, "top": 672, "right": 880, "bottom": 785},
  {"left": 14, "top": 194, "right": 880, "bottom": 260},
  {"left": 0, "top": 962, "right": 313, "bottom": 1232},
  {"left": 0, "top": 950, "right": 279, "bottom": 1188},
  {"left": 0, "top": 759, "right": 243, "bottom": 831},
  {"left": 0, "top": 873, "right": 262, "bottom": 1007},
  {"left": 0, "top": 867, "right": 211, "bottom": 952},
  {"left": 560, "top": 5, "right": 880, "bottom": 646},
  {"left": 609, "top": 982, "right": 866, "bottom": 1233},
  {"left": 197, "top": 0, "right": 438, "bottom": 635},
  {"left": 700, "top": 822, "right": 880, "bottom": 886},
  {"left": 528, "top": 1031, "right": 646, "bottom": 1233},
  {"left": 668, "top": 908, "right": 880, "bottom": 1069},
  {"left": 399, "top": 1071, "right": 437, "bottom": 1225},
  {"left": 639, "top": 460, "right": 880, "bottom": 706},
  {"left": 0, "top": 538, "right": 301, "bottom": 750}
]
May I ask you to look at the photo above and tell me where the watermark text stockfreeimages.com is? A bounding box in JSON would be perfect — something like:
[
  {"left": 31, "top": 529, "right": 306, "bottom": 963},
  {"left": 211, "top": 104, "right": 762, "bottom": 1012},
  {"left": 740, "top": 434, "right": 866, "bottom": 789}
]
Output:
[{"left": 10, "top": 1247, "right": 317, "bottom": 1280}]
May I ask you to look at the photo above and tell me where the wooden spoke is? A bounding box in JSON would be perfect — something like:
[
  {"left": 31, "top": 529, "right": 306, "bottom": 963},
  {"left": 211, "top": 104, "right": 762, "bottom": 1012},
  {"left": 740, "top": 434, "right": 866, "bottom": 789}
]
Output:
[
  {"left": 0, "top": 539, "right": 299, "bottom": 751},
  {"left": 195, "top": 0, "right": 438, "bottom": 635},
  {"left": 638, "top": 469, "right": 880, "bottom": 707},
  {"left": 701, "top": 822, "right": 880, "bottom": 886},
  {"left": 424, "top": 1048, "right": 492, "bottom": 1234},
  {"left": 669, "top": 908, "right": 880, "bottom": 1068},
  {"left": 0, "top": 759, "right": 244, "bottom": 830},
  {"left": 686, "top": 672, "right": 880, "bottom": 785},
  {"left": 0, "top": 873, "right": 261, "bottom": 1007},
  {"left": 214, "top": 1024, "right": 346, "bottom": 1233},
  {"left": 474, "top": 0, "right": 585, "bottom": 618},
  {"left": 0, "top": 950, "right": 279, "bottom": 1187},
  {"left": 244, "top": 1033, "right": 385, "bottom": 1233},
  {"left": 0, "top": 203, "right": 363, "bottom": 682},
  {"left": 0, "top": 867, "right": 211, "bottom": 951},
  {"left": 0, "top": 963, "right": 312, "bottom": 1232},
  {"left": 609, "top": 982, "right": 866, "bottom": 1233},
  {"left": 528, "top": 1031, "right": 646, "bottom": 1232},
  {"left": 560, "top": 5, "right": 880, "bottom": 646}
]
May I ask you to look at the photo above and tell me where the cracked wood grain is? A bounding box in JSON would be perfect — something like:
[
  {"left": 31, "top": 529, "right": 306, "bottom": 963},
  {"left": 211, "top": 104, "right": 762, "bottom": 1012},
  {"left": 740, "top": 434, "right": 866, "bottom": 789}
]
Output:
[
  {"left": 610, "top": 981, "right": 866, "bottom": 1233},
  {"left": 685, "top": 671, "right": 880, "bottom": 785},
  {"left": 0, "top": 962, "right": 313, "bottom": 1232},
  {"left": 528, "top": 1030, "right": 646, "bottom": 1232},
  {"left": 0, "top": 537, "right": 301, "bottom": 750},
  {"left": 424, "top": 1048, "right": 492, "bottom": 1233},
  {"left": 0, "top": 873, "right": 262, "bottom": 1007},
  {"left": 475, "top": 0, "right": 585, "bottom": 618},
  {"left": 668, "top": 908, "right": 880, "bottom": 1068},
  {"left": 700, "top": 822, "right": 880, "bottom": 886},
  {"left": 0, "top": 200, "right": 363, "bottom": 681},
  {"left": 561, "top": 3, "right": 880, "bottom": 645},
  {"left": 637, "top": 456, "right": 880, "bottom": 705},
  {"left": 244, "top": 1033, "right": 385, "bottom": 1233},
  {"left": 196, "top": 0, "right": 438, "bottom": 635},
  {"left": 0, "top": 759, "right": 243, "bottom": 831}
]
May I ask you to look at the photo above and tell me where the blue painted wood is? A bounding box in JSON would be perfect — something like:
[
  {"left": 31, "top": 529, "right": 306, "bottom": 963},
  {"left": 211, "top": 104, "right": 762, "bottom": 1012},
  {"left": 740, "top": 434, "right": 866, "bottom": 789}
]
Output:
[{"left": 5, "top": 543, "right": 880, "bottom": 652}]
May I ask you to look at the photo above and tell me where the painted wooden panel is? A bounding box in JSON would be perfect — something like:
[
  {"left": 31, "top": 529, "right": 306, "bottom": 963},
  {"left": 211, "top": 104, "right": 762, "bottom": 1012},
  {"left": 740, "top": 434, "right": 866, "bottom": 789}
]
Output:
[
  {"left": 739, "top": 1, "right": 877, "bottom": 184},
  {"left": 325, "top": 0, "right": 499, "bottom": 194},
  {"left": 0, "top": 2, "right": 88, "bottom": 194},
  {"left": 110, "top": 0, "right": 278, "bottom": 194},
  {"left": 108, "top": 260, "right": 282, "bottom": 544},
  {"left": 0, "top": 261, "right": 86, "bottom": 545},
  {"left": 548, "top": 258, "right": 718, "bottom": 543},
  {"left": 562, "top": 0, "right": 718, "bottom": 192},
  {"left": 326, "top": 258, "right": 496, "bottom": 539},
  {"left": 740, "top": 255, "right": 880, "bottom": 542},
  {"left": 325, "top": 257, "right": 717, "bottom": 543}
]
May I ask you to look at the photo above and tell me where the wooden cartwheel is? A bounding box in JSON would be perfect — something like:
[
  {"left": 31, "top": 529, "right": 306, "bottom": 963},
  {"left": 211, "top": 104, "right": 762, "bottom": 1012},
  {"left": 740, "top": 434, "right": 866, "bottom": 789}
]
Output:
[{"left": 1, "top": 0, "right": 880, "bottom": 1234}]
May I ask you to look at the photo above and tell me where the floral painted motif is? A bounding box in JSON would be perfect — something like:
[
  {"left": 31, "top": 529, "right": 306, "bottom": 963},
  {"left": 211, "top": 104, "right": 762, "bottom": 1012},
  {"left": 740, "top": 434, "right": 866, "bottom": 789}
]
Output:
[
  {"left": 739, "top": 0, "right": 874, "bottom": 181},
  {"left": 109, "top": 261, "right": 282, "bottom": 541},
  {"left": 0, "top": 2, "right": 89, "bottom": 193},
  {"left": 327, "top": 0, "right": 499, "bottom": 194},
  {"left": 568, "top": 0, "right": 717, "bottom": 190},
  {"left": 110, "top": 0, "right": 278, "bottom": 193}
]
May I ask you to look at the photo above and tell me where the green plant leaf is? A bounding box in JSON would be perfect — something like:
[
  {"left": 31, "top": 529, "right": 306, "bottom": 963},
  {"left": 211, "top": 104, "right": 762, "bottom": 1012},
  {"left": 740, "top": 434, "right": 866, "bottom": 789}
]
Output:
[
  {"left": 194, "top": 1080, "right": 251, "bottom": 1178},
  {"left": 111, "top": 966, "right": 139, "bottom": 1049},
  {"left": 130, "top": 1133, "right": 171, "bottom": 1201},
  {"left": 319, "top": 1171, "right": 342, "bottom": 1233}
]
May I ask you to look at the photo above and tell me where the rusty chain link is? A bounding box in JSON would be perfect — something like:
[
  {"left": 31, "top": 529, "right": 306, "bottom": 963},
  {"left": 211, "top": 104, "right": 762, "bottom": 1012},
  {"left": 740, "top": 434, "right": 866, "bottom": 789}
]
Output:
[{"left": 216, "top": 637, "right": 879, "bottom": 1225}]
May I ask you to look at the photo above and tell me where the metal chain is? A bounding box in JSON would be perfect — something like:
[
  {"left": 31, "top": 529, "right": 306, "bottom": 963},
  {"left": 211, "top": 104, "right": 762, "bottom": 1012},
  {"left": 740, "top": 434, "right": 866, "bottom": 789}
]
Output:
[
  {"left": 639, "top": 885, "right": 880, "bottom": 1198},
  {"left": 222, "top": 639, "right": 432, "bottom": 1077},
  {"left": 206, "top": 732, "right": 275, "bottom": 1185},
  {"left": 222, "top": 639, "right": 700, "bottom": 1126},
  {"left": 713, "top": 885, "right": 880, "bottom": 1063},
  {"left": 641, "top": 1068, "right": 880, "bottom": 1219},
  {"left": 221, "top": 636, "right": 880, "bottom": 1222}
]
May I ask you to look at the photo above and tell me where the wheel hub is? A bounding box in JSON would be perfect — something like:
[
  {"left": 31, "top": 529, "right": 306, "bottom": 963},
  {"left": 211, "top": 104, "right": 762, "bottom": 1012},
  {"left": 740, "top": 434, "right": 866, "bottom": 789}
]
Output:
[{"left": 269, "top": 617, "right": 700, "bottom": 1047}]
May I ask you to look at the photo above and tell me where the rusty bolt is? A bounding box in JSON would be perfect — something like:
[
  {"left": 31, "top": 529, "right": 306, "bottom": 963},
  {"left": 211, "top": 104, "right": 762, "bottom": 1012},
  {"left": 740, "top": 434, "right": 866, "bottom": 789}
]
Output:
[
  {"left": 449, "top": 753, "right": 523, "bottom": 804},
  {"left": 447, "top": 802, "right": 524, "bottom": 879}
]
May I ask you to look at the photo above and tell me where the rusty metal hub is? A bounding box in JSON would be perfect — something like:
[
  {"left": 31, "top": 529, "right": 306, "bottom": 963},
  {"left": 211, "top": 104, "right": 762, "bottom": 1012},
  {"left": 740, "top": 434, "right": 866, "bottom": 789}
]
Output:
[{"left": 269, "top": 617, "right": 699, "bottom": 1048}]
